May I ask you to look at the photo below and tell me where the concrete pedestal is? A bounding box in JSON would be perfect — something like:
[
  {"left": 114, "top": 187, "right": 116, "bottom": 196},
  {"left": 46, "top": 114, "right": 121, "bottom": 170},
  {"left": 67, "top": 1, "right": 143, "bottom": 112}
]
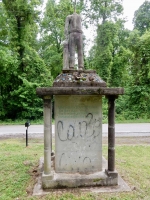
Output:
[
  {"left": 55, "top": 95, "right": 102, "bottom": 174},
  {"left": 36, "top": 70, "right": 124, "bottom": 189}
]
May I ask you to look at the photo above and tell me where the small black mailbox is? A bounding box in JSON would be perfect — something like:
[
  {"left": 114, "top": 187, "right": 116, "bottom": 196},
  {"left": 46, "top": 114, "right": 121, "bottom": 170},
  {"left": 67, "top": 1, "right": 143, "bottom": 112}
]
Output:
[{"left": 25, "top": 121, "right": 30, "bottom": 127}]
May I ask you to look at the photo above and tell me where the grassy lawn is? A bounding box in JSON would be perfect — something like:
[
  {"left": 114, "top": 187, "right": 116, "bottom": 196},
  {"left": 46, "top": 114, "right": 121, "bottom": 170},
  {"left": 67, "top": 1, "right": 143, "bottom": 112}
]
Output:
[{"left": 0, "top": 139, "right": 150, "bottom": 200}]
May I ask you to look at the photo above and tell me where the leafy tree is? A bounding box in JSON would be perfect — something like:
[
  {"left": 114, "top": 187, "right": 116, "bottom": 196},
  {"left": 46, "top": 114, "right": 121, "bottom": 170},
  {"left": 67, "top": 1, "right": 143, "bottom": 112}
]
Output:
[
  {"left": 87, "top": 20, "right": 130, "bottom": 85},
  {"left": 133, "top": 1, "right": 150, "bottom": 35},
  {"left": 109, "top": 23, "right": 131, "bottom": 87},
  {"left": 85, "top": 0, "right": 123, "bottom": 24},
  {"left": 85, "top": 0, "right": 124, "bottom": 84},
  {"left": 127, "top": 30, "right": 150, "bottom": 118},
  {"left": 110, "top": 46, "right": 131, "bottom": 87},
  {"left": 0, "top": 2, "right": 9, "bottom": 46},
  {"left": 2, "top": 0, "right": 41, "bottom": 70},
  {"left": 86, "top": 1, "right": 133, "bottom": 120},
  {"left": 40, "top": 0, "right": 73, "bottom": 78},
  {"left": 0, "top": 0, "right": 52, "bottom": 120},
  {"left": 95, "top": 21, "right": 116, "bottom": 83}
]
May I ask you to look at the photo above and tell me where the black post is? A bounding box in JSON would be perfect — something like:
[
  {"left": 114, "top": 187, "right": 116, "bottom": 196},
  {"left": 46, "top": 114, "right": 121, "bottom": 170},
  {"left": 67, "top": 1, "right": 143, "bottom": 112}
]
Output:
[
  {"left": 25, "top": 121, "right": 30, "bottom": 147},
  {"left": 107, "top": 95, "right": 117, "bottom": 171},
  {"left": 26, "top": 127, "right": 28, "bottom": 147}
]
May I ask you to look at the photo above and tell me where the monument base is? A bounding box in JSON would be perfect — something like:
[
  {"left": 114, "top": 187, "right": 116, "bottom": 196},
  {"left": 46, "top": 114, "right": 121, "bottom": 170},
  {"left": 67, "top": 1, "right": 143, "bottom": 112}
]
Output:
[
  {"left": 41, "top": 157, "right": 118, "bottom": 189},
  {"left": 42, "top": 171, "right": 118, "bottom": 189}
]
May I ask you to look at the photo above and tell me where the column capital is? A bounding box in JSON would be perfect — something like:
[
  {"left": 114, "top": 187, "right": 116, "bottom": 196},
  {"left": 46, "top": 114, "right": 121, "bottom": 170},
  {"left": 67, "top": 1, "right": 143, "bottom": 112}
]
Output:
[
  {"left": 43, "top": 95, "right": 52, "bottom": 100},
  {"left": 105, "top": 95, "right": 118, "bottom": 100},
  {"left": 43, "top": 98, "right": 52, "bottom": 108}
]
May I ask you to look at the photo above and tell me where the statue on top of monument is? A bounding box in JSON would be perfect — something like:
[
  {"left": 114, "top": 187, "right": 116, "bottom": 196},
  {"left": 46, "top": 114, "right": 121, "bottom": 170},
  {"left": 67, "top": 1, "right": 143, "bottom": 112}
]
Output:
[{"left": 63, "top": 1, "right": 84, "bottom": 70}]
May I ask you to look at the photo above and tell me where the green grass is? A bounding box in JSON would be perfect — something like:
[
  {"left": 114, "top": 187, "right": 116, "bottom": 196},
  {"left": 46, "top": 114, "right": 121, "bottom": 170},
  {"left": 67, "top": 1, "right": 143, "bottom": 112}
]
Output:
[
  {"left": 0, "top": 139, "right": 150, "bottom": 199},
  {"left": 102, "top": 145, "right": 150, "bottom": 200},
  {"left": 0, "top": 139, "right": 43, "bottom": 200}
]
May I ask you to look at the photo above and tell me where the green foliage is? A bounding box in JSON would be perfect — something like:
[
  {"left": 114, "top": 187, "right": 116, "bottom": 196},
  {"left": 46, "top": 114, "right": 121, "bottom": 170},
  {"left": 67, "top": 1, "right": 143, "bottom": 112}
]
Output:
[
  {"left": 0, "top": 0, "right": 150, "bottom": 121},
  {"left": 0, "top": 139, "right": 43, "bottom": 199},
  {"left": 1, "top": 46, "right": 52, "bottom": 119},
  {"left": 0, "top": 3, "right": 9, "bottom": 46},
  {"left": 87, "top": 0, "right": 150, "bottom": 120},
  {"left": 130, "top": 31, "right": 150, "bottom": 85},
  {"left": 40, "top": 0, "right": 75, "bottom": 78},
  {"left": 133, "top": 0, "right": 150, "bottom": 35},
  {"left": 86, "top": 0, "right": 123, "bottom": 24},
  {"left": 88, "top": 21, "right": 131, "bottom": 87},
  {"left": 110, "top": 46, "right": 131, "bottom": 87},
  {"left": 0, "top": 0, "right": 53, "bottom": 120},
  {"left": 95, "top": 21, "right": 115, "bottom": 82},
  {"left": 121, "top": 30, "right": 150, "bottom": 119}
]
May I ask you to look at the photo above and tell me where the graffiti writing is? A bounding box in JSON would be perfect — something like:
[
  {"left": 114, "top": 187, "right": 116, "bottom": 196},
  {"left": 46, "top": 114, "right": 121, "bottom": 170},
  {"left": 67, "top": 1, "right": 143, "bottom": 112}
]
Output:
[{"left": 55, "top": 112, "right": 102, "bottom": 173}]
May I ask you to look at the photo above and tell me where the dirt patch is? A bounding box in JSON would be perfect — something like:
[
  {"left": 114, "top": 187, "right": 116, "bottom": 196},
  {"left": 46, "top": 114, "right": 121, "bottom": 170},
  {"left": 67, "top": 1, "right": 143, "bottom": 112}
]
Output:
[{"left": 26, "top": 162, "right": 40, "bottom": 196}]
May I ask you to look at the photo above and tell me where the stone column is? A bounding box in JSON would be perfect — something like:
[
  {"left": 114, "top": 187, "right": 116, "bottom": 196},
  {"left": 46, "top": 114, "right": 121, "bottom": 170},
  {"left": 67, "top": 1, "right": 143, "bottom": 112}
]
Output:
[
  {"left": 107, "top": 95, "right": 118, "bottom": 171},
  {"left": 105, "top": 95, "right": 118, "bottom": 185},
  {"left": 43, "top": 96, "right": 53, "bottom": 178}
]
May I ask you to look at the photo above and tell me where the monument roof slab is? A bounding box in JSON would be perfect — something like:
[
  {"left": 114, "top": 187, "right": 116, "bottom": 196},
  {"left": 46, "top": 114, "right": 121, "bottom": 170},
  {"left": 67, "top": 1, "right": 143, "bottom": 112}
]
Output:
[{"left": 36, "top": 87, "right": 124, "bottom": 97}]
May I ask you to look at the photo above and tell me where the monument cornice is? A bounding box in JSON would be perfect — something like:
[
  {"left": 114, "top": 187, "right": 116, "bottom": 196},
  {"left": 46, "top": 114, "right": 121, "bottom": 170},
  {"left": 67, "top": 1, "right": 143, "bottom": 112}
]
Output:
[{"left": 36, "top": 87, "right": 124, "bottom": 97}]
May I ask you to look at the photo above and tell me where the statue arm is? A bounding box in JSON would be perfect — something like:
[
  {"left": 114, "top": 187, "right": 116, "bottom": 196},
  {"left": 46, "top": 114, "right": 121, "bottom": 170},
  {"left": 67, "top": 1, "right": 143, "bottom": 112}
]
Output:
[{"left": 64, "top": 16, "right": 70, "bottom": 40}]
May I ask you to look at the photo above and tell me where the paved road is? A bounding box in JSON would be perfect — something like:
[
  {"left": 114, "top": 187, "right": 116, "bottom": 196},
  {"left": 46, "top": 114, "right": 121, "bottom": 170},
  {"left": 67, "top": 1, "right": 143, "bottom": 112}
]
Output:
[{"left": 0, "top": 123, "right": 150, "bottom": 138}]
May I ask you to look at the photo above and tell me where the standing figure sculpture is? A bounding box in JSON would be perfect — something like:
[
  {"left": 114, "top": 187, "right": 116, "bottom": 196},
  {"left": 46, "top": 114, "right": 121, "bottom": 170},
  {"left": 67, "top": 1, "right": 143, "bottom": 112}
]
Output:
[{"left": 63, "top": 12, "right": 84, "bottom": 70}]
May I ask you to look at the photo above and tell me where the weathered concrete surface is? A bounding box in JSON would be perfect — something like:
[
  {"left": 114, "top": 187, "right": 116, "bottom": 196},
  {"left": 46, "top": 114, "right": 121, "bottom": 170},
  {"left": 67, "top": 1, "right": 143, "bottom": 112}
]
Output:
[
  {"left": 42, "top": 93, "right": 119, "bottom": 188},
  {"left": 55, "top": 95, "right": 102, "bottom": 173},
  {"left": 33, "top": 157, "right": 131, "bottom": 195},
  {"left": 53, "top": 70, "right": 107, "bottom": 87},
  {"left": 42, "top": 170, "right": 118, "bottom": 189},
  {"left": 43, "top": 98, "right": 52, "bottom": 175},
  {"left": 37, "top": 67, "right": 123, "bottom": 188},
  {"left": 36, "top": 86, "right": 124, "bottom": 97}
]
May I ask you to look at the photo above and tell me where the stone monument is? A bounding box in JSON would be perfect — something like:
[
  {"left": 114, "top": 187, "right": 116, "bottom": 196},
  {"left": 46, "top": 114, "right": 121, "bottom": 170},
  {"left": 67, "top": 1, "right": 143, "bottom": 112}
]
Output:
[{"left": 36, "top": 10, "right": 124, "bottom": 189}]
